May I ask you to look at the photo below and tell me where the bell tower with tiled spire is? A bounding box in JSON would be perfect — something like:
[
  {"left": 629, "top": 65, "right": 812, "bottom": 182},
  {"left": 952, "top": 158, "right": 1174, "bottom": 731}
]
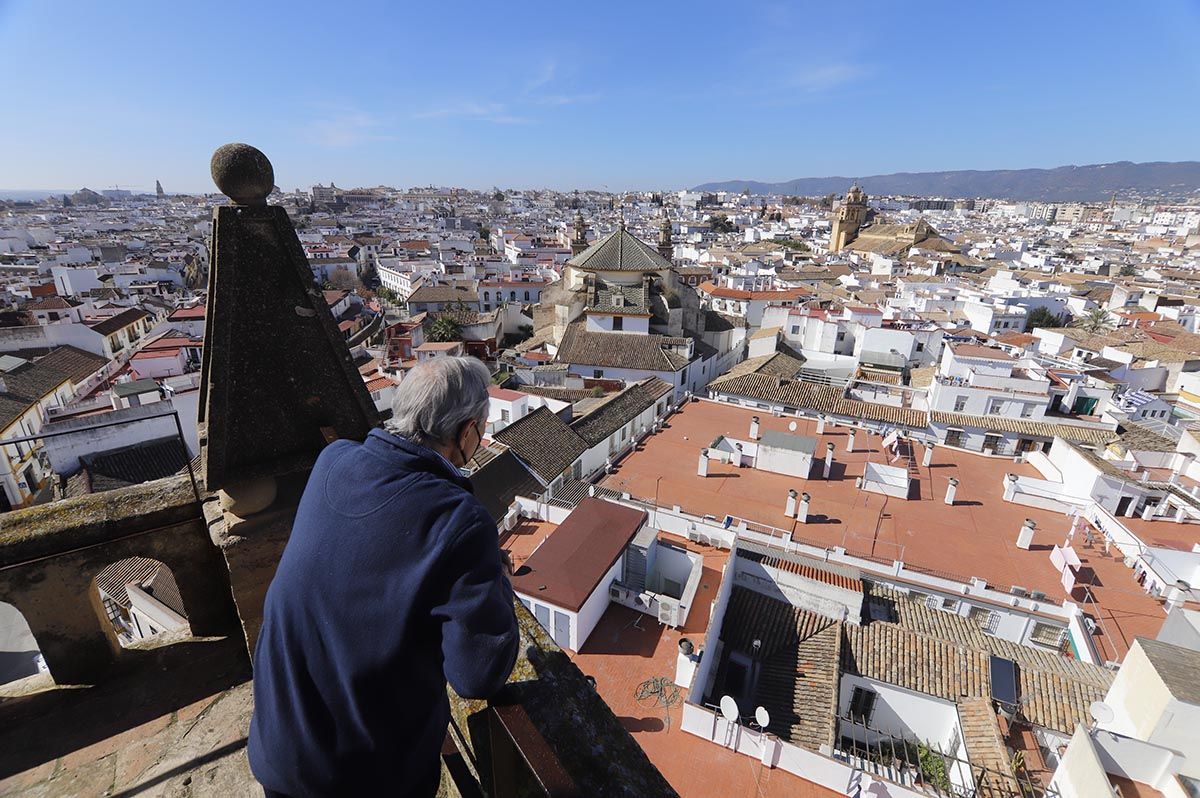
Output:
[
  {"left": 571, "top": 210, "right": 589, "bottom": 256},
  {"left": 657, "top": 211, "right": 674, "bottom": 262}
]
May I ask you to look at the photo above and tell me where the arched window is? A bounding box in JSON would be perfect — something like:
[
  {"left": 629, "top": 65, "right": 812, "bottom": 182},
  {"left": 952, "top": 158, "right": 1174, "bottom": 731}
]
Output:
[
  {"left": 510, "top": 291, "right": 517, "bottom": 301},
  {"left": 524, "top": 291, "right": 530, "bottom": 301},
  {"left": 93, "top": 557, "right": 191, "bottom": 649},
  {"left": 0, "top": 602, "right": 44, "bottom": 686},
  {"left": 483, "top": 291, "right": 489, "bottom": 301}
]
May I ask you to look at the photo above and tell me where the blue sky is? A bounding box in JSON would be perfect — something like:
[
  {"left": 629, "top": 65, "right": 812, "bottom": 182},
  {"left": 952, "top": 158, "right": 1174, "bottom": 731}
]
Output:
[{"left": 1, "top": 0, "right": 1198, "bottom": 192}]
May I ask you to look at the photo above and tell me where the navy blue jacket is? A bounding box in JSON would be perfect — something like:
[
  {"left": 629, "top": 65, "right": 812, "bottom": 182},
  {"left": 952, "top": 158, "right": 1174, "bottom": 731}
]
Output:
[{"left": 249, "top": 429, "right": 520, "bottom": 797}]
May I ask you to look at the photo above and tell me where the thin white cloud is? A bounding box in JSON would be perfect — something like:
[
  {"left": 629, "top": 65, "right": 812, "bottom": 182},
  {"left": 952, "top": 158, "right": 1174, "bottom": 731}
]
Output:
[
  {"left": 305, "top": 110, "right": 395, "bottom": 148},
  {"left": 524, "top": 60, "right": 557, "bottom": 93},
  {"left": 784, "top": 63, "right": 869, "bottom": 93},
  {"left": 412, "top": 101, "right": 532, "bottom": 125},
  {"left": 532, "top": 91, "right": 602, "bottom": 107}
]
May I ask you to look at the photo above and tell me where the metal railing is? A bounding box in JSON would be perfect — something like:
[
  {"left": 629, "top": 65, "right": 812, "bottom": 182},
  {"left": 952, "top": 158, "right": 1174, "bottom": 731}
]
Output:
[
  {"left": 835, "top": 714, "right": 1058, "bottom": 798},
  {"left": 444, "top": 702, "right": 579, "bottom": 798},
  {"left": 1, "top": 408, "right": 199, "bottom": 510}
]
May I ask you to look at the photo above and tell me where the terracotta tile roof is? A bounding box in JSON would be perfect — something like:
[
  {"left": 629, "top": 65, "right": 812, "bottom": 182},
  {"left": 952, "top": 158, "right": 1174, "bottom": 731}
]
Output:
[
  {"left": 956, "top": 697, "right": 1019, "bottom": 793},
  {"left": 1137, "top": 637, "right": 1200, "bottom": 704},
  {"left": 94, "top": 556, "right": 185, "bottom": 617},
  {"left": 736, "top": 543, "right": 863, "bottom": 592},
  {"left": 407, "top": 282, "right": 479, "bottom": 304},
  {"left": 88, "top": 307, "right": 150, "bottom": 336},
  {"left": 511, "top": 498, "right": 647, "bottom": 612},
  {"left": 568, "top": 226, "right": 673, "bottom": 273},
  {"left": 697, "top": 281, "right": 810, "bottom": 301},
  {"left": 848, "top": 584, "right": 1112, "bottom": 734},
  {"left": 469, "top": 449, "right": 543, "bottom": 523},
  {"left": 81, "top": 436, "right": 191, "bottom": 493},
  {"left": 167, "top": 303, "right": 206, "bottom": 320},
  {"left": 34, "top": 346, "right": 109, "bottom": 385},
  {"left": 26, "top": 296, "right": 77, "bottom": 311},
  {"left": 492, "top": 406, "right": 587, "bottom": 483},
  {"left": 713, "top": 588, "right": 841, "bottom": 749},
  {"left": 929, "top": 411, "right": 1116, "bottom": 445},
  {"left": 709, "top": 372, "right": 929, "bottom": 429},
  {"left": 952, "top": 343, "right": 1015, "bottom": 361},
  {"left": 570, "top": 378, "right": 672, "bottom": 447},
  {"left": 556, "top": 322, "right": 691, "bottom": 372},
  {"left": 720, "top": 351, "right": 807, "bottom": 380}
]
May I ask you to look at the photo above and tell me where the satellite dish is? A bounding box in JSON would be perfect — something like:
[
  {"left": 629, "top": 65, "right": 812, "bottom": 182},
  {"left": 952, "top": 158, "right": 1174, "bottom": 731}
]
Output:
[
  {"left": 788, "top": 421, "right": 797, "bottom": 432},
  {"left": 1089, "top": 701, "right": 1114, "bottom": 725},
  {"left": 720, "top": 695, "right": 740, "bottom": 723},
  {"left": 755, "top": 706, "right": 770, "bottom": 728}
]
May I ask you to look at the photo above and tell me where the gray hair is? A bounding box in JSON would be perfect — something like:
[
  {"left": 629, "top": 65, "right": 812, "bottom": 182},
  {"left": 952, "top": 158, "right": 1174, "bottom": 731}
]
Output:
[{"left": 387, "top": 356, "right": 492, "bottom": 448}]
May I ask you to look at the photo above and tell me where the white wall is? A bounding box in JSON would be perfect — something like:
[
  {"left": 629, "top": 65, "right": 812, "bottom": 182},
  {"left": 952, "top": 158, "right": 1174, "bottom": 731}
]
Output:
[
  {"left": 839, "top": 676, "right": 963, "bottom": 755},
  {"left": 42, "top": 399, "right": 194, "bottom": 476},
  {"left": 573, "top": 557, "right": 623, "bottom": 651},
  {"left": 755, "top": 444, "right": 813, "bottom": 478},
  {"left": 680, "top": 702, "right": 931, "bottom": 798}
]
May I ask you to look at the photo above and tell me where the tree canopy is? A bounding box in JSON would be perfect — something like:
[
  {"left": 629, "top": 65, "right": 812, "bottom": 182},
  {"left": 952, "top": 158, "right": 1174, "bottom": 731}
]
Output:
[{"left": 1023, "top": 306, "right": 1067, "bottom": 331}]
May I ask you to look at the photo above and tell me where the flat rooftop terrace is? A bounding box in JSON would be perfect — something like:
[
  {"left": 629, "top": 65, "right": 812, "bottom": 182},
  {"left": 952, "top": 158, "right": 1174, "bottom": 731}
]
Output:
[
  {"left": 570, "top": 533, "right": 839, "bottom": 798},
  {"left": 601, "top": 399, "right": 1178, "bottom": 660}
]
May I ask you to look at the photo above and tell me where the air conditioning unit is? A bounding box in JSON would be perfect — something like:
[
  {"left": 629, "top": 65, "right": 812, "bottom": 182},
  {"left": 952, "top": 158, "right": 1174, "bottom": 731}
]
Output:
[
  {"left": 658, "top": 601, "right": 676, "bottom": 625},
  {"left": 609, "top": 585, "right": 626, "bottom": 602}
]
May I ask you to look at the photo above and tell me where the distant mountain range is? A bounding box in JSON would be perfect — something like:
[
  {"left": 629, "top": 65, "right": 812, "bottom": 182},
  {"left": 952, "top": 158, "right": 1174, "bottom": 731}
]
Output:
[{"left": 692, "top": 161, "right": 1200, "bottom": 202}]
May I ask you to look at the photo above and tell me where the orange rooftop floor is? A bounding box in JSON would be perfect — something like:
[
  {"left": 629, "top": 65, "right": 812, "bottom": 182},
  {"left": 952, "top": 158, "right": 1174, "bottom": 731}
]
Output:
[{"left": 600, "top": 399, "right": 1184, "bottom": 661}]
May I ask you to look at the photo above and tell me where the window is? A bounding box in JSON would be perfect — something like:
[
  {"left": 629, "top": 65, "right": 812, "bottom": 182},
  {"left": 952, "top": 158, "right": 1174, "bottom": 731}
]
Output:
[
  {"left": 593, "top": 369, "right": 603, "bottom": 379},
  {"left": 848, "top": 687, "right": 877, "bottom": 724},
  {"left": 483, "top": 291, "right": 490, "bottom": 301},
  {"left": 791, "top": 325, "right": 800, "bottom": 335},
  {"left": 501, "top": 409, "right": 510, "bottom": 422},
  {"left": 988, "top": 399, "right": 1004, "bottom": 414},
  {"left": 916, "top": 342, "right": 924, "bottom": 352},
  {"left": 953, "top": 395, "right": 968, "bottom": 412},
  {"left": 1020, "top": 403, "right": 1034, "bottom": 418},
  {"left": 510, "top": 291, "right": 517, "bottom": 301},
  {"left": 524, "top": 290, "right": 530, "bottom": 301},
  {"left": 836, "top": 332, "right": 846, "bottom": 341},
  {"left": 1030, "top": 622, "right": 1066, "bottom": 647},
  {"left": 612, "top": 316, "right": 623, "bottom": 331},
  {"left": 968, "top": 605, "right": 999, "bottom": 633}
]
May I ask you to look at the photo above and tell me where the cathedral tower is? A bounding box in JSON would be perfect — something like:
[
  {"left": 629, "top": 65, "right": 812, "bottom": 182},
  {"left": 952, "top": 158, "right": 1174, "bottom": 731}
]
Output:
[{"left": 830, "top": 184, "right": 868, "bottom": 253}]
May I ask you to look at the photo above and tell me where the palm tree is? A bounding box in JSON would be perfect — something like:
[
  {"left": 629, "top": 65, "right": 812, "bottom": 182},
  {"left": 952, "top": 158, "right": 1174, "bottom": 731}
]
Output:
[
  {"left": 1071, "top": 308, "right": 1115, "bottom": 335},
  {"left": 428, "top": 315, "right": 461, "bottom": 343}
]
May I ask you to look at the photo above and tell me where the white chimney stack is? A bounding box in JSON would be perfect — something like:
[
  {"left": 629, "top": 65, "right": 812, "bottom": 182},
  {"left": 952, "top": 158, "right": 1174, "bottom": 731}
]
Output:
[
  {"left": 816, "top": 415, "right": 826, "bottom": 435},
  {"left": 922, "top": 443, "right": 934, "bottom": 467},
  {"left": 824, "top": 443, "right": 835, "bottom": 479},
  {"left": 1141, "top": 503, "right": 1155, "bottom": 521},
  {"left": 945, "top": 477, "right": 959, "bottom": 505},
  {"left": 750, "top": 416, "right": 760, "bottom": 440},
  {"left": 698, "top": 448, "right": 709, "bottom": 477},
  {"left": 846, "top": 428, "right": 856, "bottom": 452},
  {"left": 1017, "top": 518, "right": 1036, "bottom": 549},
  {"left": 798, "top": 492, "right": 810, "bottom": 524},
  {"left": 1166, "top": 580, "right": 1191, "bottom": 612},
  {"left": 1003, "top": 473, "right": 1018, "bottom": 502},
  {"left": 785, "top": 489, "right": 798, "bottom": 518}
]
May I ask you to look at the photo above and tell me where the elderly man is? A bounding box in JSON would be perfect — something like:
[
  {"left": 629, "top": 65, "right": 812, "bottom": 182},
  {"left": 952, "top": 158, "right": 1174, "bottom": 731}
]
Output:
[{"left": 249, "top": 356, "right": 519, "bottom": 798}]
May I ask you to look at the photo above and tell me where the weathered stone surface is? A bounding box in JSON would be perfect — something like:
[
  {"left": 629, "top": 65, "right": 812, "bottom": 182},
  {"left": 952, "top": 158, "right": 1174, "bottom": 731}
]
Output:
[
  {"left": 199, "top": 196, "right": 379, "bottom": 492},
  {"left": 448, "top": 602, "right": 679, "bottom": 797},
  {"left": 0, "top": 479, "right": 241, "bottom": 685},
  {"left": 209, "top": 143, "right": 273, "bottom": 206}
]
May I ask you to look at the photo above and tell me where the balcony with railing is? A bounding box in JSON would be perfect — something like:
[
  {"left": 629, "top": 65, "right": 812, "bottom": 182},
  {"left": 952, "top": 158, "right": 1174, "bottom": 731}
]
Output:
[{"left": 0, "top": 144, "right": 675, "bottom": 797}]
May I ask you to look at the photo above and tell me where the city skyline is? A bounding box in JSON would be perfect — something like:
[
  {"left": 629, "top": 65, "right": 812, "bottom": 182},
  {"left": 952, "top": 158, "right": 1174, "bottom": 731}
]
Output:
[{"left": 1, "top": 0, "right": 1199, "bottom": 192}]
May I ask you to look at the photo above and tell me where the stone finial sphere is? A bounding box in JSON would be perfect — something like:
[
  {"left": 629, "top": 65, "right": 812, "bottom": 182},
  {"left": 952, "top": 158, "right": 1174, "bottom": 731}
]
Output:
[{"left": 210, "top": 143, "right": 274, "bottom": 205}]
